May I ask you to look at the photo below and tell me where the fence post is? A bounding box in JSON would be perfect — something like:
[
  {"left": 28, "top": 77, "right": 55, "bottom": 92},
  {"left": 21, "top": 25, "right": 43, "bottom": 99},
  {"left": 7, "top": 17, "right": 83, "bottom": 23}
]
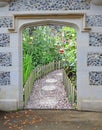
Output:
[{"left": 63, "top": 69, "right": 76, "bottom": 106}]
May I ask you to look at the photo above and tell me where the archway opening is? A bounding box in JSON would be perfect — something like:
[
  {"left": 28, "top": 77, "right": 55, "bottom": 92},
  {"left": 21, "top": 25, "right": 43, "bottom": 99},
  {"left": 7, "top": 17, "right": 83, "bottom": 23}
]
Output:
[{"left": 22, "top": 24, "right": 77, "bottom": 109}]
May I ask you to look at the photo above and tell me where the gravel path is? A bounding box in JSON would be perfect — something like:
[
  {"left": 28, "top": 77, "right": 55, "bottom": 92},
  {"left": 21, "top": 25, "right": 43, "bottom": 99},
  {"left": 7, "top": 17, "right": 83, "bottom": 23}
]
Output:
[{"left": 25, "top": 69, "right": 71, "bottom": 109}]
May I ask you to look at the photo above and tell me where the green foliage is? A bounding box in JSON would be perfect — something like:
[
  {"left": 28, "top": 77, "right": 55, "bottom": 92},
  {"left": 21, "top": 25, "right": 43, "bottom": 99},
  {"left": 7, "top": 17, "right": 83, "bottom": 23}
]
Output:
[
  {"left": 23, "top": 54, "right": 33, "bottom": 85},
  {"left": 60, "top": 27, "right": 77, "bottom": 87},
  {"left": 23, "top": 26, "right": 61, "bottom": 84},
  {"left": 23, "top": 26, "right": 77, "bottom": 86}
]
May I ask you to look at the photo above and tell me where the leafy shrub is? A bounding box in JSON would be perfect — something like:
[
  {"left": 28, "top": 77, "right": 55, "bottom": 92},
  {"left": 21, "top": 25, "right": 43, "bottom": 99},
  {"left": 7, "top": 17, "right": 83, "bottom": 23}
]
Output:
[{"left": 23, "top": 26, "right": 77, "bottom": 86}]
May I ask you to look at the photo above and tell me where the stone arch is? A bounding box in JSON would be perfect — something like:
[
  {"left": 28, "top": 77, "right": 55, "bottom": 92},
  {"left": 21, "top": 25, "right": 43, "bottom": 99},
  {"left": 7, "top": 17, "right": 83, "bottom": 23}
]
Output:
[
  {"left": 0, "top": 1, "right": 102, "bottom": 112},
  {"left": 14, "top": 14, "right": 90, "bottom": 110},
  {"left": 19, "top": 20, "right": 79, "bottom": 109},
  {"left": 19, "top": 20, "right": 80, "bottom": 31},
  {"left": 1, "top": 13, "right": 96, "bottom": 111},
  {"left": 19, "top": 20, "right": 80, "bottom": 85}
]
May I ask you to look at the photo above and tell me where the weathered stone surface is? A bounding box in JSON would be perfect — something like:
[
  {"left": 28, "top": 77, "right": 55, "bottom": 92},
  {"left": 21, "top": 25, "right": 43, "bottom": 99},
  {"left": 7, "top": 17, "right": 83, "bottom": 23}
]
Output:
[
  {"left": 0, "top": 72, "right": 10, "bottom": 86},
  {"left": 89, "top": 71, "right": 102, "bottom": 85},
  {"left": 89, "top": 32, "right": 102, "bottom": 46},
  {"left": 9, "top": 0, "right": 90, "bottom": 11},
  {"left": 0, "top": 33, "right": 10, "bottom": 47},
  {"left": 0, "top": 52, "right": 12, "bottom": 66},
  {"left": 87, "top": 53, "right": 102, "bottom": 66},
  {"left": 86, "top": 15, "right": 102, "bottom": 27},
  {"left": 0, "top": 17, "right": 13, "bottom": 28}
]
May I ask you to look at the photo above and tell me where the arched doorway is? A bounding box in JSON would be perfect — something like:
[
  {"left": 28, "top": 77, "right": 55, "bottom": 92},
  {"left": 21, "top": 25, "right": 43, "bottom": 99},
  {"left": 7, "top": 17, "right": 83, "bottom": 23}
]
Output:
[
  {"left": 22, "top": 25, "right": 77, "bottom": 109},
  {"left": 19, "top": 21, "right": 79, "bottom": 109},
  {"left": 11, "top": 13, "right": 90, "bottom": 110}
]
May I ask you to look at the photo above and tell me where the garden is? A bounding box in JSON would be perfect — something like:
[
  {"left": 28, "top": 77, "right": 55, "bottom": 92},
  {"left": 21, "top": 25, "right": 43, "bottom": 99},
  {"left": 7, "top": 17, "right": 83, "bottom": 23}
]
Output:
[{"left": 23, "top": 25, "right": 77, "bottom": 88}]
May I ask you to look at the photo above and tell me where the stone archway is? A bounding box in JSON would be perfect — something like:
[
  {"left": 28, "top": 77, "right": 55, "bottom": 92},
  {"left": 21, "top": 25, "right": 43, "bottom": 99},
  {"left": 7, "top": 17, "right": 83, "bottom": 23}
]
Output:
[
  {"left": 2, "top": 12, "right": 102, "bottom": 111},
  {"left": 8, "top": 13, "right": 90, "bottom": 110},
  {"left": 0, "top": 1, "right": 102, "bottom": 112},
  {"left": 21, "top": 21, "right": 78, "bottom": 109}
]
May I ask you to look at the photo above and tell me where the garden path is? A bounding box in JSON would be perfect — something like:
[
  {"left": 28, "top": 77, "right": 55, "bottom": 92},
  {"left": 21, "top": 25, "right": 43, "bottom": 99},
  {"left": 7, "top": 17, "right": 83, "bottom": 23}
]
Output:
[{"left": 25, "top": 69, "right": 71, "bottom": 109}]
